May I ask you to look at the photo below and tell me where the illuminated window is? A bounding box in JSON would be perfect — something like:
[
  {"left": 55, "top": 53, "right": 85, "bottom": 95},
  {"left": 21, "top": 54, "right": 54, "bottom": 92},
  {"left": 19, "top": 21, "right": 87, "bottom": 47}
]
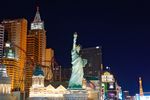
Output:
[
  {"left": 109, "top": 83, "right": 114, "bottom": 89},
  {"left": 7, "top": 49, "right": 14, "bottom": 58},
  {"left": 5, "top": 43, "right": 10, "bottom": 47}
]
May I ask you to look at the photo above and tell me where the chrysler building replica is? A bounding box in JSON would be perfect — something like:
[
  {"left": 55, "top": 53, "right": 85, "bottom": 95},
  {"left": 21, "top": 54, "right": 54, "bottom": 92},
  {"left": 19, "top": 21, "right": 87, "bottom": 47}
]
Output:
[{"left": 28, "top": 6, "right": 46, "bottom": 65}]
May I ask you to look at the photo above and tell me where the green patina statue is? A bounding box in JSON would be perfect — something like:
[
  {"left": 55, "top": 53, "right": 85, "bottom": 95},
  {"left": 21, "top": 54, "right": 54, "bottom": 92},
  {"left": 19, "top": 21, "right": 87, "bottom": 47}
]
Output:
[{"left": 68, "top": 32, "right": 87, "bottom": 89}]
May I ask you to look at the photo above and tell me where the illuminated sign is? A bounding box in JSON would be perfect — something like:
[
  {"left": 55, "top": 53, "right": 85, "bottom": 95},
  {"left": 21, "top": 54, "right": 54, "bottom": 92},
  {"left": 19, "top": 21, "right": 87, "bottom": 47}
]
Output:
[{"left": 101, "top": 72, "right": 114, "bottom": 82}]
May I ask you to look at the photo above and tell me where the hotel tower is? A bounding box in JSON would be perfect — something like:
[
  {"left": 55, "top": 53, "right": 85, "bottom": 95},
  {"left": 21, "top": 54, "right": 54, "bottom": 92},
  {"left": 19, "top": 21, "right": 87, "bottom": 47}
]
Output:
[{"left": 2, "top": 18, "right": 27, "bottom": 92}]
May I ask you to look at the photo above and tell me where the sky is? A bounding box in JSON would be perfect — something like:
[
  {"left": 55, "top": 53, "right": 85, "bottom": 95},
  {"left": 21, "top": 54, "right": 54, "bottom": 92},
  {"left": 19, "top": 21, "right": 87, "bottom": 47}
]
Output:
[{"left": 0, "top": 0, "right": 150, "bottom": 95}]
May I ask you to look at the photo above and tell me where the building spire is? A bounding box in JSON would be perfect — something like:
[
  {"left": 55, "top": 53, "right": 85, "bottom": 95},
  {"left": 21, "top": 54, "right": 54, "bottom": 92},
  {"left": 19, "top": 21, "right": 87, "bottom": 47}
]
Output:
[
  {"left": 139, "top": 77, "right": 144, "bottom": 96},
  {"left": 33, "top": 6, "right": 41, "bottom": 22}
]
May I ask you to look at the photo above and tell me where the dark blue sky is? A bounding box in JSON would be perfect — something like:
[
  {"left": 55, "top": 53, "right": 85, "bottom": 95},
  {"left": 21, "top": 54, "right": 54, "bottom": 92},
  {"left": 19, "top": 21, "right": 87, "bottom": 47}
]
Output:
[{"left": 0, "top": 0, "right": 150, "bottom": 95}]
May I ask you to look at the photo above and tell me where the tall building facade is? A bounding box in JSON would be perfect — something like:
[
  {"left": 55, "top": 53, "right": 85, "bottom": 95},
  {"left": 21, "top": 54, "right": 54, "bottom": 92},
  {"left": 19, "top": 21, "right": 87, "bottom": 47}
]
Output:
[
  {"left": 80, "top": 46, "right": 102, "bottom": 78},
  {"left": 26, "top": 33, "right": 39, "bottom": 97},
  {"left": 2, "top": 42, "right": 19, "bottom": 91},
  {"left": 28, "top": 7, "right": 46, "bottom": 66},
  {"left": 2, "top": 18, "right": 27, "bottom": 92},
  {"left": 26, "top": 34, "right": 38, "bottom": 64},
  {"left": 0, "top": 24, "right": 4, "bottom": 64},
  {"left": 43, "top": 48, "right": 54, "bottom": 80},
  {"left": 45, "top": 48, "right": 54, "bottom": 66}
]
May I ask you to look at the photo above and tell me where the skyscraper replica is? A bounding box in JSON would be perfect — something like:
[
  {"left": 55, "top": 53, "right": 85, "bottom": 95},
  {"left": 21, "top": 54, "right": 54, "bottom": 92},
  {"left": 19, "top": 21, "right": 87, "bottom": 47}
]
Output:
[
  {"left": 45, "top": 48, "right": 54, "bottom": 66},
  {"left": 28, "top": 7, "right": 46, "bottom": 66},
  {"left": 0, "top": 24, "right": 4, "bottom": 64},
  {"left": 27, "top": 7, "right": 54, "bottom": 97},
  {"left": 44, "top": 48, "right": 54, "bottom": 81},
  {"left": 2, "top": 19, "right": 27, "bottom": 92},
  {"left": 2, "top": 42, "right": 19, "bottom": 91}
]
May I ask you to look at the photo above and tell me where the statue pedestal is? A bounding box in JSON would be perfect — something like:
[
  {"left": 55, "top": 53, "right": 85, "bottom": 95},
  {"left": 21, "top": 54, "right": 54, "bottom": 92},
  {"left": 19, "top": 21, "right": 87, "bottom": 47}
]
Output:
[{"left": 64, "top": 89, "right": 88, "bottom": 100}]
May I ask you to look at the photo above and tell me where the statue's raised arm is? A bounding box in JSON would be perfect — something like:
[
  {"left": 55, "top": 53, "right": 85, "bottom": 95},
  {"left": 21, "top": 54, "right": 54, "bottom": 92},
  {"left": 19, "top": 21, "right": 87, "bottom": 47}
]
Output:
[{"left": 73, "top": 32, "right": 77, "bottom": 50}]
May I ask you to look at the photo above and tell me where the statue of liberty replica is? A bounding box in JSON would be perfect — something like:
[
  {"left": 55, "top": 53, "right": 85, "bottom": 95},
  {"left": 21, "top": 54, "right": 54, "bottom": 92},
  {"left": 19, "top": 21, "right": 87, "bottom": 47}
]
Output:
[
  {"left": 64, "top": 32, "right": 88, "bottom": 100},
  {"left": 68, "top": 32, "right": 87, "bottom": 89}
]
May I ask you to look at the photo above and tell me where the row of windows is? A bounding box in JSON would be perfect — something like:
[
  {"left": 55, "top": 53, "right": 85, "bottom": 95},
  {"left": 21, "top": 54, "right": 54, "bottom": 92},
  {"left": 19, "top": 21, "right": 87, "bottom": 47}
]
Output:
[{"left": 0, "top": 36, "right": 4, "bottom": 38}]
